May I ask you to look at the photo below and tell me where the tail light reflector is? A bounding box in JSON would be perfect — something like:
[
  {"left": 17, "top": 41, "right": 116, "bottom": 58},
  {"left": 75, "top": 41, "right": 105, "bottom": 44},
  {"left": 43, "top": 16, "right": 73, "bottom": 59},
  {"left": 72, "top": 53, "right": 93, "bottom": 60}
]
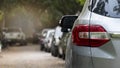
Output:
[{"left": 72, "top": 24, "right": 110, "bottom": 47}]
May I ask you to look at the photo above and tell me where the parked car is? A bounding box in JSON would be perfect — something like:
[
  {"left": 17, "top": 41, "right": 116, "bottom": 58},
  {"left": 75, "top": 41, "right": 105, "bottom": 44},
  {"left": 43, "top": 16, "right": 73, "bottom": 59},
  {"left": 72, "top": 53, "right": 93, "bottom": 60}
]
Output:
[
  {"left": 58, "top": 32, "right": 70, "bottom": 59},
  {"left": 39, "top": 29, "right": 54, "bottom": 52},
  {"left": 51, "top": 26, "right": 63, "bottom": 57},
  {"left": 2, "top": 28, "right": 27, "bottom": 46},
  {"left": 32, "top": 32, "right": 41, "bottom": 44},
  {"left": 39, "top": 29, "right": 50, "bottom": 50},
  {"left": 44, "top": 29, "right": 55, "bottom": 52},
  {"left": 60, "top": 0, "right": 120, "bottom": 68},
  {"left": 58, "top": 15, "right": 78, "bottom": 59}
]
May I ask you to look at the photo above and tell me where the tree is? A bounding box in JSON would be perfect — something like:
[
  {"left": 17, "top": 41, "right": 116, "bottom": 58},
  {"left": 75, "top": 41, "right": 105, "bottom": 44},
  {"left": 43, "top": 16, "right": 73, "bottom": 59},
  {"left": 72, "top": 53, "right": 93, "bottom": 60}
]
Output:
[
  {"left": 0, "top": 0, "right": 85, "bottom": 29},
  {"left": 0, "top": 11, "right": 3, "bottom": 21}
]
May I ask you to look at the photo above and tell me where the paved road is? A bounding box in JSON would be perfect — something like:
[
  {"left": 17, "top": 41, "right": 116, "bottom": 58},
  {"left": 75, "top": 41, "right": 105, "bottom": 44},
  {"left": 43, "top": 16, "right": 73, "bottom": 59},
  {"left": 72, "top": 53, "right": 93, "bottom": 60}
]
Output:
[{"left": 0, "top": 44, "right": 65, "bottom": 68}]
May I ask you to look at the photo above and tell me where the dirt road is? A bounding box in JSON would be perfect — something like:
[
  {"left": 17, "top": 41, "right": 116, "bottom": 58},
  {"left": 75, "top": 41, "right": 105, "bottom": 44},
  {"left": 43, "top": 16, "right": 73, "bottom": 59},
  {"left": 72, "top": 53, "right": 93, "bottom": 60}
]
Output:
[{"left": 0, "top": 44, "right": 65, "bottom": 68}]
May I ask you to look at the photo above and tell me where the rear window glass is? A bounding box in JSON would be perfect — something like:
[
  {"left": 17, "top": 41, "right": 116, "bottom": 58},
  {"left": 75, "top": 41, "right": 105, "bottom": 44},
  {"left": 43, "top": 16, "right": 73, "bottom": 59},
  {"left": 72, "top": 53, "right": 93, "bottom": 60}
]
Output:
[
  {"left": 89, "top": 0, "right": 120, "bottom": 18},
  {"left": 7, "top": 28, "right": 20, "bottom": 32}
]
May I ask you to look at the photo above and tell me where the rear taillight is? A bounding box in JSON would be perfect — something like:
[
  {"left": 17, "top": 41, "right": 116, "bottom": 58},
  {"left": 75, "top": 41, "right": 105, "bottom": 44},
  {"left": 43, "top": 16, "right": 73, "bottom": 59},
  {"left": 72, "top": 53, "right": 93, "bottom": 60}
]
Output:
[{"left": 72, "top": 24, "right": 110, "bottom": 47}]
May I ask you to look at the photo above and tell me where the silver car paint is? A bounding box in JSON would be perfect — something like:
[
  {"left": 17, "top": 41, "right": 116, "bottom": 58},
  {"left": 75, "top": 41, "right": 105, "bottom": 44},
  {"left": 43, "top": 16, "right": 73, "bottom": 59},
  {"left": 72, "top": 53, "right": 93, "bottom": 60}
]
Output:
[
  {"left": 66, "top": 0, "right": 120, "bottom": 68},
  {"left": 90, "top": 6, "right": 120, "bottom": 68},
  {"left": 66, "top": 0, "right": 93, "bottom": 68},
  {"left": 43, "top": 29, "right": 55, "bottom": 49}
]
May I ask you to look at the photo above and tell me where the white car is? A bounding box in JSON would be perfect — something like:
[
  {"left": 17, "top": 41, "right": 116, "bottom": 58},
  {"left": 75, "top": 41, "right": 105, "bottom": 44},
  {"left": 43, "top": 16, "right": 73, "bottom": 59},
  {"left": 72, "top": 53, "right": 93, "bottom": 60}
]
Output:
[
  {"left": 51, "top": 26, "right": 63, "bottom": 56},
  {"left": 40, "top": 29, "right": 55, "bottom": 52},
  {"left": 3, "top": 28, "right": 27, "bottom": 45}
]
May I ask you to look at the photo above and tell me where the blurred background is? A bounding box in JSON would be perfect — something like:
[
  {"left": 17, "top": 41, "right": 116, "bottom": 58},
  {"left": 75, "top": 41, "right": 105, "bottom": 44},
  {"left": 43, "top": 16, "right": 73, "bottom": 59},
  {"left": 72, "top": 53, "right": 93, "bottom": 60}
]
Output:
[
  {"left": 0, "top": 1, "right": 86, "bottom": 68},
  {"left": 0, "top": 0, "right": 85, "bottom": 38}
]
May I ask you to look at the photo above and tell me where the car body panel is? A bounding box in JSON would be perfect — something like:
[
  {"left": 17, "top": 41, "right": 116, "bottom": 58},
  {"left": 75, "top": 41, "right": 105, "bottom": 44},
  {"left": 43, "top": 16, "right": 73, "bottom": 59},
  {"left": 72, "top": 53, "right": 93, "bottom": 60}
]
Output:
[
  {"left": 65, "top": 0, "right": 93, "bottom": 68},
  {"left": 58, "top": 32, "right": 70, "bottom": 58},
  {"left": 3, "top": 28, "right": 26, "bottom": 44},
  {"left": 43, "top": 29, "right": 55, "bottom": 49},
  {"left": 51, "top": 26, "right": 63, "bottom": 56},
  {"left": 66, "top": 0, "right": 120, "bottom": 68},
  {"left": 90, "top": 7, "right": 120, "bottom": 68}
]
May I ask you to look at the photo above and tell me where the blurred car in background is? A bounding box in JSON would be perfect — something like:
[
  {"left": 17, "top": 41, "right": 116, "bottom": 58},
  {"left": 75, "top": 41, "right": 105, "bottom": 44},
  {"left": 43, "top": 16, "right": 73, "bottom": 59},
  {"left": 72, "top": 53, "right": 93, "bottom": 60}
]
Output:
[
  {"left": 51, "top": 26, "right": 63, "bottom": 57},
  {"left": 39, "top": 29, "right": 54, "bottom": 52},
  {"left": 58, "top": 32, "right": 70, "bottom": 59},
  {"left": 32, "top": 32, "right": 41, "bottom": 44},
  {"left": 2, "top": 28, "right": 27, "bottom": 46},
  {"left": 39, "top": 29, "right": 49, "bottom": 50},
  {"left": 58, "top": 15, "right": 78, "bottom": 59},
  {"left": 44, "top": 29, "right": 55, "bottom": 52}
]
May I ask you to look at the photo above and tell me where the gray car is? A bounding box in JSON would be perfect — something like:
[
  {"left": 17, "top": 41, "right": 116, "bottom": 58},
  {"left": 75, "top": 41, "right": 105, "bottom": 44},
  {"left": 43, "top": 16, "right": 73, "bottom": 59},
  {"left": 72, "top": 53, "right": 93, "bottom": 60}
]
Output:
[{"left": 60, "top": 0, "right": 120, "bottom": 68}]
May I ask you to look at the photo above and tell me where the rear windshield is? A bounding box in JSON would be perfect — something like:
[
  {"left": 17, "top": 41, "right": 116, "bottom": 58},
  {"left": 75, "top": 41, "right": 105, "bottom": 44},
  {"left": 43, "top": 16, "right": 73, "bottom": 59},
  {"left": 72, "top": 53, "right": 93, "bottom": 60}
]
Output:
[
  {"left": 90, "top": 0, "right": 120, "bottom": 18},
  {"left": 6, "top": 29, "right": 20, "bottom": 32}
]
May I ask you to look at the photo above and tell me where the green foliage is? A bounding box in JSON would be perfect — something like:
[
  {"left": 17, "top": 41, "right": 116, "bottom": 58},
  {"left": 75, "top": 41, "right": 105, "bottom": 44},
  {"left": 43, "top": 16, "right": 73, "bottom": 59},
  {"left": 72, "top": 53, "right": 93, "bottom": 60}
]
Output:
[
  {"left": 0, "top": 11, "right": 3, "bottom": 21},
  {"left": 79, "top": 0, "right": 86, "bottom": 5},
  {"left": 0, "top": 0, "right": 84, "bottom": 28}
]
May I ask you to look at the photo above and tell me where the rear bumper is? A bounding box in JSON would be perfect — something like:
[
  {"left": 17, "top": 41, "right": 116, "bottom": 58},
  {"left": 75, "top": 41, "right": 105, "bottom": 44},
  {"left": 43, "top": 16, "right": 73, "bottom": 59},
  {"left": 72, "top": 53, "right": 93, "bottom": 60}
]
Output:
[{"left": 6, "top": 39, "right": 24, "bottom": 43}]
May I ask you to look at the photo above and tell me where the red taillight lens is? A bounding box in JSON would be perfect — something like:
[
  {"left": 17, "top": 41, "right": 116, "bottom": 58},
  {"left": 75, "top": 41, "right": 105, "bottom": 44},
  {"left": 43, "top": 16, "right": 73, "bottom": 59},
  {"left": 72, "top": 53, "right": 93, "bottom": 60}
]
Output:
[{"left": 72, "top": 24, "right": 110, "bottom": 47}]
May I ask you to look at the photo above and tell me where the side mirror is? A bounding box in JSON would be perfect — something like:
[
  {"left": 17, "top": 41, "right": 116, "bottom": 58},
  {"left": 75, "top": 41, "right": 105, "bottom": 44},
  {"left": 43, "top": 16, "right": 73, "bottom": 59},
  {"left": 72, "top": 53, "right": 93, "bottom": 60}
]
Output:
[{"left": 59, "top": 15, "right": 78, "bottom": 32}]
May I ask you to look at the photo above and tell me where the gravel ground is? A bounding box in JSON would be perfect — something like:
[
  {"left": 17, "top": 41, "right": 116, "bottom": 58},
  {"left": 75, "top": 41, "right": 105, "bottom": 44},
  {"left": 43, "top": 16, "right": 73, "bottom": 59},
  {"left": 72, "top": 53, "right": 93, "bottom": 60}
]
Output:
[{"left": 0, "top": 44, "right": 65, "bottom": 68}]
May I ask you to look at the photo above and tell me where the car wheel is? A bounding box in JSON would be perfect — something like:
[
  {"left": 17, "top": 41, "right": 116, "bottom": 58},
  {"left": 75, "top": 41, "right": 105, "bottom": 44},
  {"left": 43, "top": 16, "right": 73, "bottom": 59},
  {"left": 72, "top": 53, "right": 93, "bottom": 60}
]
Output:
[
  {"left": 62, "top": 52, "right": 65, "bottom": 60},
  {"left": 47, "top": 48, "right": 51, "bottom": 52},
  {"left": 1, "top": 40, "right": 8, "bottom": 49},
  {"left": 58, "top": 46, "right": 63, "bottom": 58},
  {"left": 24, "top": 41, "right": 27, "bottom": 45},
  {"left": 40, "top": 44, "right": 45, "bottom": 51},
  {"left": 20, "top": 40, "right": 27, "bottom": 46},
  {"left": 45, "top": 45, "right": 50, "bottom": 52},
  {"left": 51, "top": 45, "right": 58, "bottom": 57},
  {"left": 9, "top": 42, "right": 14, "bottom": 46},
  {"left": 1, "top": 43, "right": 7, "bottom": 49}
]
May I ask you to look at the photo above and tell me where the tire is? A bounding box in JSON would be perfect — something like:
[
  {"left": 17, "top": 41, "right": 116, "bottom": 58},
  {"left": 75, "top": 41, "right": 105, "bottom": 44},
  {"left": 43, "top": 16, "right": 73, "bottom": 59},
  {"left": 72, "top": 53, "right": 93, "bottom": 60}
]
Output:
[
  {"left": 47, "top": 48, "right": 51, "bottom": 52},
  {"left": 1, "top": 40, "right": 8, "bottom": 49},
  {"left": 62, "top": 53, "right": 65, "bottom": 60},
  {"left": 51, "top": 45, "right": 58, "bottom": 57},
  {"left": 40, "top": 44, "right": 45, "bottom": 51},
  {"left": 44, "top": 48, "right": 48, "bottom": 52},
  {"left": 23, "top": 41, "right": 27, "bottom": 45},
  {"left": 1, "top": 43, "right": 8, "bottom": 49},
  {"left": 58, "top": 46, "right": 63, "bottom": 58},
  {"left": 45, "top": 44, "right": 51, "bottom": 52},
  {"left": 9, "top": 42, "right": 14, "bottom": 46},
  {"left": 20, "top": 40, "right": 27, "bottom": 46}
]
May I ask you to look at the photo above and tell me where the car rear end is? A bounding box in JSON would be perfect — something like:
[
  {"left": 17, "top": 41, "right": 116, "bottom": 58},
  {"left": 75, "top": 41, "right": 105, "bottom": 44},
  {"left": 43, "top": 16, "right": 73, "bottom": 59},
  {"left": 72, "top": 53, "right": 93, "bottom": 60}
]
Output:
[
  {"left": 66, "top": 0, "right": 120, "bottom": 68},
  {"left": 51, "top": 26, "right": 63, "bottom": 56},
  {"left": 65, "top": 0, "right": 93, "bottom": 68},
  {"left": 39, "top": 29, "right": 49, "bottom": 50},
  {"left": 44, "top": 29, "right": 55, "bottom": 52},
  {"left": 4, "top": 32, "right": 25, "bottom": 44},
  {"left": 90, "top": 0, "right": 120, "bottom": 68}
]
